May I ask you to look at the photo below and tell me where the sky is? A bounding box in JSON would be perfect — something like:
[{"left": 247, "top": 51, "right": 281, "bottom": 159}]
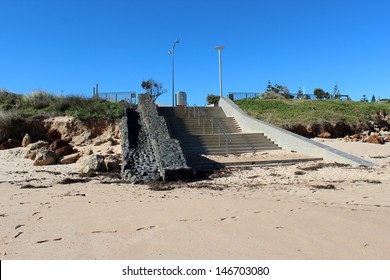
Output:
[{"left": 1, "top": 0, "right": 389, "bottom": 105}]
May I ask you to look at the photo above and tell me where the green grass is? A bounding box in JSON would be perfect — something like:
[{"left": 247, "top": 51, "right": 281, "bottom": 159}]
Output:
[
  {"left": 0, "top": 90, "right": 125, "bottom": 121},
  {"left": 235, "top": 99, "right": 390, "bottom": 126}
]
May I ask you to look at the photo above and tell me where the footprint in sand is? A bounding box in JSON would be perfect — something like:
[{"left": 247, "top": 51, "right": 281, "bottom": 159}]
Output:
[
  {"left": 14, "top": 232, "right": 23, "bottom": 239},
  {"left": 136, "top": 225, "right": 157, "bottom": 231},
  {"left": 36, "top": 238, "right": 63, "bottom": 244},
  {"left": 91, "top": 230, "right": 117, "bottom": 234},
  {"left": 219, "top": 216, "right": 239, "bottom": 221}
]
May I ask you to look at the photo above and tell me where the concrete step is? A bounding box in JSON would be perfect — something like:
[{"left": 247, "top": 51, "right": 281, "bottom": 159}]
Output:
[
  {"left": 182, "top": 147, "right": 281, "bottom": 155},
  {"left": 159, "top": 106, "right": 280, "bottom": 156}
]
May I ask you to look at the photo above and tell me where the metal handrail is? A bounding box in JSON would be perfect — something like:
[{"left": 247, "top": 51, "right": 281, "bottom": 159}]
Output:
[
  {"left": 211, "top": 117, "right": 231, "bottom": 153},
  {"left": 188, "top": 104, "right": 232, "bottom": 154}
]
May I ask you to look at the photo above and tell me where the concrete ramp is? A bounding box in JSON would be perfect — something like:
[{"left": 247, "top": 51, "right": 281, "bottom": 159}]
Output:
[{"left": 219, "top": 97, "right": 375, "bottom": 167}]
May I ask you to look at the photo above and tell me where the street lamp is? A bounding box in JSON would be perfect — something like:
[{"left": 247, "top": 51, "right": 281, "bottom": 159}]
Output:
[
  {"left": 215, "top": 46, "right": 224, "bottom": 98},
  {"left": 168, "top": 39, "right": 180, "bottom": 107}
]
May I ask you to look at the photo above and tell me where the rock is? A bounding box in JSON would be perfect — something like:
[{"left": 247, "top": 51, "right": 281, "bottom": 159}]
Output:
[
  {"left": 47, "top": 129, "right": 62, "bottom": 141},
  {"left": 79, "top": 154, "right": 105, "bottom": 174},
  {"left": 367, "top": 135, "right": 385, "bottom": 145},
  {"left": 362, "top": 130, "right": 371, "bottom": 136},
  {"left": 49, "top": 139, "right": 70, "bottom": 151},
  {"left": 0, "top": 138, "right": 21, "bottom": 150},
  {"left": 60, "top": 153, "right": 80, "bottom": 164},
  {"left": 55, "top": 146, "right": 74, "bottom": 157},
  {"left": 318, "top": 132, "right": 331, "bottom": 138},
  {"left": 283, "top": 123, "right": 310, "bottom": 138},
  {"left": 25, "top": 150, "right": 38, "bottom": 160},
  {"left": 352, "top": 134, "right": 360, "bottom": 140},
  {"left": 28, "top": 140, "right": 49, "bottom": 151},
  {"left": 333, "top": 121, "right": 352, "bottom": 138},
  {"left": 22, "top": 134, "right": 32, "bottom": 147},
  {"left": 104, "top": 155, "right": 121, "bottom": 171},
  {"left": 33, "top": 150, "right": 59, "bottom": 166}
]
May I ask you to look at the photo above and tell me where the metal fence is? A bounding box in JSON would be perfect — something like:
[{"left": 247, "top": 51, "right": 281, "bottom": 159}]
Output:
[
  {"left": 98, "top": 92, "right": 137, "bottom": 104},
  {"left": 228, "top": 92, "right": 350, "bottom": 101}
]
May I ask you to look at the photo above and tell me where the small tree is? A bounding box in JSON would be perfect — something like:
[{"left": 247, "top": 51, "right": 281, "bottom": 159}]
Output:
[
  {"left": 206, "top": 94, "right": 220, "bottom": 105},
  {"left": 314, "top": 88, "right": 326, "bottom": 100},
  {"left": 333, "top": 83, "right": 340, "bottom": 99},
  {"left": 360, "top": 94, "right": 368, "bottom": 102},
  {"left": 297, "top": 87, "right": 304, "bottom": 99},
  {"left": 371, "top": 94, "right": 376, "bottom": 103},
  {"left": 266, "top": 80, "right": 273, "bottom": 92},
  {"left": 141, "top": 79, "right": 167, "bottom": 102}
]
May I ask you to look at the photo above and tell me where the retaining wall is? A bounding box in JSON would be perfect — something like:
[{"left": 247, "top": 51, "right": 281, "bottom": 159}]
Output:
[
  {"left": 121, "top": 94, "right": 193, "bottom": 183},
  {"left": 219, "top": 97, "right": 375, "bottom": 167}
]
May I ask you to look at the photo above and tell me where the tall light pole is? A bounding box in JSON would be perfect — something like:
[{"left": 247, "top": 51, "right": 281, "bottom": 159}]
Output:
[
  {"left": 215, "top": 46, "right": 224, "bottom": 98},
  {"left": 168, "top": 39, "right": 179, "bottom": 107}
]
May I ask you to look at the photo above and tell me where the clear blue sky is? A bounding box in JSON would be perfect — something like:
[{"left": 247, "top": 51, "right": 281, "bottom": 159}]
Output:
[{"left": 1, "top": 0, "right": 389, "bottom": 105}]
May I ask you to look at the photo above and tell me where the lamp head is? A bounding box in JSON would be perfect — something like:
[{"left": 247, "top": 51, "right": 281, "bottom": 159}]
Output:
[
  {"left": 215, "top": 46, "right": 224, "bottom": 51},
  {"left": 174, "top": 39, "right": 179, "bottom": 44}
]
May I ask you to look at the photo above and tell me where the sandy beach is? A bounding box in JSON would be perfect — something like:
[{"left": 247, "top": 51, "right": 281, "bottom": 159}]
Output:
[{"left": 1, "top": 139, "right": 390, "bottom": 260}]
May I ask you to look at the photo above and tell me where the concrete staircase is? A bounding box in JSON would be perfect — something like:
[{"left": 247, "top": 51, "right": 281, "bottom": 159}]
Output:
[{"left": 159, "top": 106, "right": 280, "bottom": 156}]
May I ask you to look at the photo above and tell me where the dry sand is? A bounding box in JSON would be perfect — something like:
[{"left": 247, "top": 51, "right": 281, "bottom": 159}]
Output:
[{"left": 1, "top": 140, "right": 390, "bottom": 260}]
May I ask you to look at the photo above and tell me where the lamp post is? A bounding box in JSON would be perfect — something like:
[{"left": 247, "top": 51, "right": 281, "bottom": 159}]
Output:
[
  {"left": 215, "top": 46, "right": 224, "bottom": 98},
  {"left": 168, "top": 39, "right": 180, "bottom": 107}
]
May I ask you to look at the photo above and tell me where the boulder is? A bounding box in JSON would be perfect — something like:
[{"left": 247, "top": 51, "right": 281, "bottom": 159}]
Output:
[
  {"left": 33, "top": 150, "right": 59, "bottom": 166},
  {"left": 367, "top": 135, "right": 385, "bottom": 145},
  {"left": 60, "top": 153, "right": 81, "bottom": 164},
  {"left": 104, "top": 155, "right": 121, "bottom": 171},
  {"left": 0, "top": 138, "right": 21, "bottom": 150},
  {"left": 283, "top": 123, "right": 310, "bottom": 138},
  {"left": 318, "top": 132, "right": 331, "bottom": 138},
  {"left": 55, "top": 146, "right": 74, "bottom": 157},
  {"left": 22, "top": 134, "right": 32, "bottom": 147},
  {"left": 28, "top": 140, "right": 49, "bottom": 151},
  {"left": 79, "top": 154, "right": 105, "bottom": 174},
  {"left": 49, "top": 139, "right": 70, "bottom": 151},
  {"left": 47, "top": 129, "right": 62, "bottom": 141},
  {"left": 333, "top": 121, "right": 352, "bottom": 138}
]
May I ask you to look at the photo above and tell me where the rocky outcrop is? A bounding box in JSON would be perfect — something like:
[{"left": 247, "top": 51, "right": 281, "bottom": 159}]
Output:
[{"left": 283, "top": 118, "right": 390, "bottom": 142}]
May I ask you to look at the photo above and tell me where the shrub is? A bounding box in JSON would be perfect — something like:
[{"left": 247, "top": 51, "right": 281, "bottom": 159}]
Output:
[
  {"left": 0, "top": 110, "right": 25, "bottom": 142},
  {"left": 263, "top": 92, "right": 284, "bottom": 99},
  {"left": 24, "top": 91, "right": 56, "bottom": 109},
  {"left": 206, "top": 94, "right": 220, "bottom": 105},
  {"left": 0, "top": 90, "right": 23, "bottom": 110}
]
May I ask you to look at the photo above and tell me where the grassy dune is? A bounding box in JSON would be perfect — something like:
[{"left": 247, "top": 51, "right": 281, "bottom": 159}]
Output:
[{"left": 235, "top": 99, "right": 390, "bottom": 127}]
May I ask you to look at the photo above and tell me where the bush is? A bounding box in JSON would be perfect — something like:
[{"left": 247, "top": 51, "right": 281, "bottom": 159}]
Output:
[
  {"left": 0, "top": 110, "right": 25, "bottom": 142},
  {"left": 263, "top": 92, "right": 284, "bottom": 99},
  {"left": 206, "top": 94, "right": 220, "bottom": 105},
  {"left": 24, "top": 91, "right": 56, "bottom": 109},
  {"left": 0, "top": 91, "right": 124, "bottom": 123},
  {"left": 0, "top": 90, "right": 23, "bottom": 110}
]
